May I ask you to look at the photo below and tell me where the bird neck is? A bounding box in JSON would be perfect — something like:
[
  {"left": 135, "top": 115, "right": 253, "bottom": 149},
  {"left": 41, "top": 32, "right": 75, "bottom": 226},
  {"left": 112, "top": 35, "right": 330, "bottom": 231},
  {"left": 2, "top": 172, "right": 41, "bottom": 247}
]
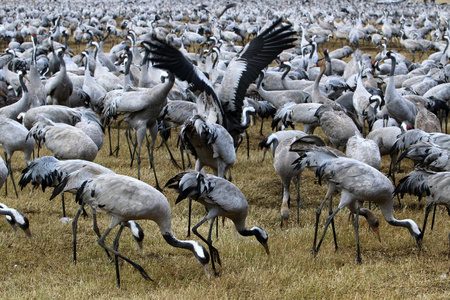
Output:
[
  {"left": 386, "top": 57, "right": 396, "bottom": 99},
  {"left": 238, "top": 226, "right": 269, "bottom": 254},
  {"left": 389, "top": 55, "right": 396, "bottom": 77},
  {"left": 19, "top": 73, "right": 28, "bottom": 94},
  {"left": 281, "top": 64, "right": 290, "bottom": 80},
  {"left": 386, "top": 217, "right": 422, "bottom": 242},
  {"left": 162, "top": 232, "right": 210, "bottom": 266}
]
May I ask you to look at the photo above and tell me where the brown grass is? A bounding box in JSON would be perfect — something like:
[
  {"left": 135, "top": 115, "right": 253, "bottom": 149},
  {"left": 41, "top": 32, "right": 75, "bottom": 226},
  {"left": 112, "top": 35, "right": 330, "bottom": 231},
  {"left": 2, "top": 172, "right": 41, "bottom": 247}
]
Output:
[{"left": 0, "top": 119, "right": 449, "bottom": 299}]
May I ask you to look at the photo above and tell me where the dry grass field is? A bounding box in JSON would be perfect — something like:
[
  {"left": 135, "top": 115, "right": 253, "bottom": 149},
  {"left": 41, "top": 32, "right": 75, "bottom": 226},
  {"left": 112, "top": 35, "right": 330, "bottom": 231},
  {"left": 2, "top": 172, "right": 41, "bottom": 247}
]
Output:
[
  {"left": 0, "top": 119, "right": 449, "bottom": 299},
  {"left": 1, "top": 3, "right": 450, "bottom": 297}
]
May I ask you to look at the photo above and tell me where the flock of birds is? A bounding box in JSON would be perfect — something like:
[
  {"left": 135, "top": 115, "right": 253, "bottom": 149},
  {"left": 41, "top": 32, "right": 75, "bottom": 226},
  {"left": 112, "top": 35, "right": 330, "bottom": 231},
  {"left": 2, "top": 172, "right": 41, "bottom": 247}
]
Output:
[{"left": 0, "top": 0, "right": 449, "bottom": 287}]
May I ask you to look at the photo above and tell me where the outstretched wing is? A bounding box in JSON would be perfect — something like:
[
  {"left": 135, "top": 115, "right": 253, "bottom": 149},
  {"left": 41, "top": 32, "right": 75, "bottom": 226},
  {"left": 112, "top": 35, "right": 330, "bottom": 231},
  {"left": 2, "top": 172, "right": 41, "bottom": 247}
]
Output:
[
  {"left": 218, "top": 17, "right": 296, "bottom": 135},
  {"left": 144, "top": 40, "right": 225, "bottom": 124}
]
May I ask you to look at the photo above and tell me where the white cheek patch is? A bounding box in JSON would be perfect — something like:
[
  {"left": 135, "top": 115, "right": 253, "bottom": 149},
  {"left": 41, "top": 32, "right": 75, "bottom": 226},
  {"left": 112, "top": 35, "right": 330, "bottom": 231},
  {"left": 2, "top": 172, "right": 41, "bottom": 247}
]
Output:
[
  {"left": 250, "top": 226, "right": 268, "bottom": 239},
  {"left": 406, "top": 219, "right": 421, "bottom": 235},
  {"left": 128, "top": 221, "right": 140, "bottom": 237},
  {"left": 188, "top": 241, "right": 207, "bottom": 259},
  {"left": 10, "top": 209, "right": 26, "bottom": 225}
]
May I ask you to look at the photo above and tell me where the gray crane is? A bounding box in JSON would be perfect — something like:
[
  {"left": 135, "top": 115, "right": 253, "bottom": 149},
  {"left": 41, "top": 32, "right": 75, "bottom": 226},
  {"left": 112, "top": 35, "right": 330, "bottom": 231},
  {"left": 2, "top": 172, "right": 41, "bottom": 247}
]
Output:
[
  {"left": 145, "top": 17, "right": 296, "bottom": 147},
  {"left": 414, "top": 101, "right": 441, "bottom": 133},
  {"left": 102, "top": 47, "right": 175, "bottom": 186},
  {"left": 0, "top": 70, "right": 29, "bottom": 121},
  {"left": 45, "top": 47, "right": 73, "bottom": 106},
  {"left": 20, "top": 105, "right": 84, "bottom": 130},
  {"left": 0, "top": 203, "right": 32, "bottom": 238},
  {"left": 346, "top": 134, "right": 381, "bottom": 170},
  {"left": 295, "top": 150, "right": 422, "bottom": 263},
  {"left": 0, "top": 116, "right": 35, "bottom": 197},
  {"left": 273, "top": 135, "right": 313, "bottom": 227},
  {"left": 19, "top": 156, "right": 144, "bottom": 261},
  {"left": 271, "top": 102, "right": 321, "bottom": 134},
  {"left": 70, "top": 173, "right": 210, "bottom": 287},
  {"left": 27, "top": 118, "right": 99, "bottom": 162},
  {"left": 27, "top": 34, "right": 46, "bottom": 108},
  {"left": 314, "top": 103, "right": 359, "bottom": 151},
  {"left": 395, "top": 169, "right": 450, "bottom": 255},
  {"left": 384, "top": 51, "right": 418, "bottom": 127},
  {"left": 166, "top": 170, "right": 269, "bottom": 277}
]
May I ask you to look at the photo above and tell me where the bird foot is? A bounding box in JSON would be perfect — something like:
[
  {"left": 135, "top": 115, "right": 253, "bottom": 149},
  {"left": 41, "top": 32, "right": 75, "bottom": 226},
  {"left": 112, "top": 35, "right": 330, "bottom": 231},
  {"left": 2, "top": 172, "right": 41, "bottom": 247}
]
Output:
[{"left": 138, "top": 266, "right": 153, "bottom": 282}]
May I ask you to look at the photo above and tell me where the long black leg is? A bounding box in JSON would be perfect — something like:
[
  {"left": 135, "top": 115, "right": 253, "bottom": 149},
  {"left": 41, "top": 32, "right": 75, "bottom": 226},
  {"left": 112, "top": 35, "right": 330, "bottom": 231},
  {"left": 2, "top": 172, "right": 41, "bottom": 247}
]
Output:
[
  {"left": 91, "top": 208, "right": 112, "bottom": 261},
  {"left": 72, "top": 204, "right": 84, "bottom": 264},
  {"left": 329, "top": 195, "right": 338, "bottom": 251},
  {"left": 421, "top": 202, "right": 434, "bottom": 237},
  {"left": 4, "top": 152, "right": 18, "bottom": 198},
  {"left": 61, "top": 193, "right": 66, "bottom": 217},
  {"left": 353, "top": 207, "right": 362, "bottom": 264},
  {"left": 98, "top": 226, "right": 152, "bottom": 288},
  {"left": 430, "top": 202, "right": 437, "bottom": 231},
  {"left": 192, "top": 217, "right": 221, "bottom": 277},
  {"left": 313, "top": 187, "right": 334, "bottom": 253},
  {"left": 187, "top": 198, "right": 192, "bottom": 237},
  {"left": 315, "top": 206, "right": 342, "bottom": 256},
  {"left": 113, "top": 224, "right": 125, "bottom": 288}
]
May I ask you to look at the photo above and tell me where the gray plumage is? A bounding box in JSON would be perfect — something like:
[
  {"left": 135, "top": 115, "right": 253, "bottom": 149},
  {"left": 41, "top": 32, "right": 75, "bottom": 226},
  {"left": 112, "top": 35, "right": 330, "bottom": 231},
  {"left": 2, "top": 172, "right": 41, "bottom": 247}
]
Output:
[
  {"left": 0, "top": 116, "right": 34, "bottom": 196},
  {"left": 395, "top": 169, "right": 450, "bottom": 242},
  {"left": 45, "top": 47, "right": 73, "bottom": 105},
  {"left": 102, "top": 71, "right": 175, "bottom": 184},
  {"left": 315, "top": 103, "right": 359, "bottom": 151},
  {"left": 0, "top": 70, "right": 30, "bottom": 121},
  {"left": 272, "top": 102, "right": 321, "bottom": 134},
  {"left": 346, "top": 134, "right": 381, "bottom": 170},
  {"left": 181, "top": 115, "right": 235, "bottom": 178},
  {"left": 166, "top": 170, "right": 269, "bottom": 276},
  {"left": 414, "top": 102, "right": 441, "bottom": 133},
  {"left": 0, "top": 203, "right": 32, "bottom": 238},
  {"left": 74, "top": 173, "right": 210, "bottom": 286},
  {"left": 297, "top": 151, "right": 422, "bottom": 263},
  {"left": 274, "top": 135, "right": 318, "bottom": 227},
  {"left": 21, "top": 105, "right": 83, "bottom": 130},
  {"left": 384, "top": 51, "right": 418, "bottom": 127},
  {"left": 159, "top": 99, "right": 197, "bottom": 126},
  {"left": 27, "top": 118, "right": 98, "bottom": 161}
]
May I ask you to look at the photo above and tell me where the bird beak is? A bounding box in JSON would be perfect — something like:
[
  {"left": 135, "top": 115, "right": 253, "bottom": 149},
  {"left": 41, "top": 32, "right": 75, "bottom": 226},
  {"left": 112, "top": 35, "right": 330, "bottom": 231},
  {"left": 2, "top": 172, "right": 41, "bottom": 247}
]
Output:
[
  {"left": 372, "top": 226, "right": 381, "bottom": 243},
  {"left": 263, "top": 243, "right": 270, "bottom": 255},
  {"left": 0, "top": 89, "right": 6, "bottom": 98},
  {"left": 23, "top": 228, "right": 32, "bottom": 239},
  {"left": 203, "top": 264, "right": 211, "bottom": 279},
  {"left": 135, "top": 240, "right": 144, "bottom": 254},
  {"left": 416, "top": 234, "right": 423, "bottom": 250},
  {"left": 261, "top": 148, "right": 268, "bottom": 162}
]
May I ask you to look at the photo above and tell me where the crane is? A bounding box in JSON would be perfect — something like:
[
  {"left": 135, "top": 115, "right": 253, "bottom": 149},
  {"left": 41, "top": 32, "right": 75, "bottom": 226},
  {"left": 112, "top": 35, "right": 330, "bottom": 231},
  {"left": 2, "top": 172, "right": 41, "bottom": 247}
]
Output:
[
  {"left": 293, "top": 147, "right": 422, "bottom": 263},
  {"left": 69, "top": 173, "right": 210, "bottom": 287},
  {"left": 166, "top": 170, "right": 269, "bottom": 276}
]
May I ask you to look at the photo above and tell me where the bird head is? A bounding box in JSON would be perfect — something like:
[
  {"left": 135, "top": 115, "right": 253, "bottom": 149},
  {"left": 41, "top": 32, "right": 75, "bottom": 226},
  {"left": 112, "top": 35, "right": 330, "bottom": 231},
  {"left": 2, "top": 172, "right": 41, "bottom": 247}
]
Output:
[
  {"left": 251, "top": 227, "right": 270, "bottom": 255},
  {"left": 10, "top": 209, "right": 32, "bottom": 239},
  {"left": 125, "top": 221, "right": 145, "bottom": 254},
  {"left": 362, "top": 209, "right": 381, "bottom": 243}
]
